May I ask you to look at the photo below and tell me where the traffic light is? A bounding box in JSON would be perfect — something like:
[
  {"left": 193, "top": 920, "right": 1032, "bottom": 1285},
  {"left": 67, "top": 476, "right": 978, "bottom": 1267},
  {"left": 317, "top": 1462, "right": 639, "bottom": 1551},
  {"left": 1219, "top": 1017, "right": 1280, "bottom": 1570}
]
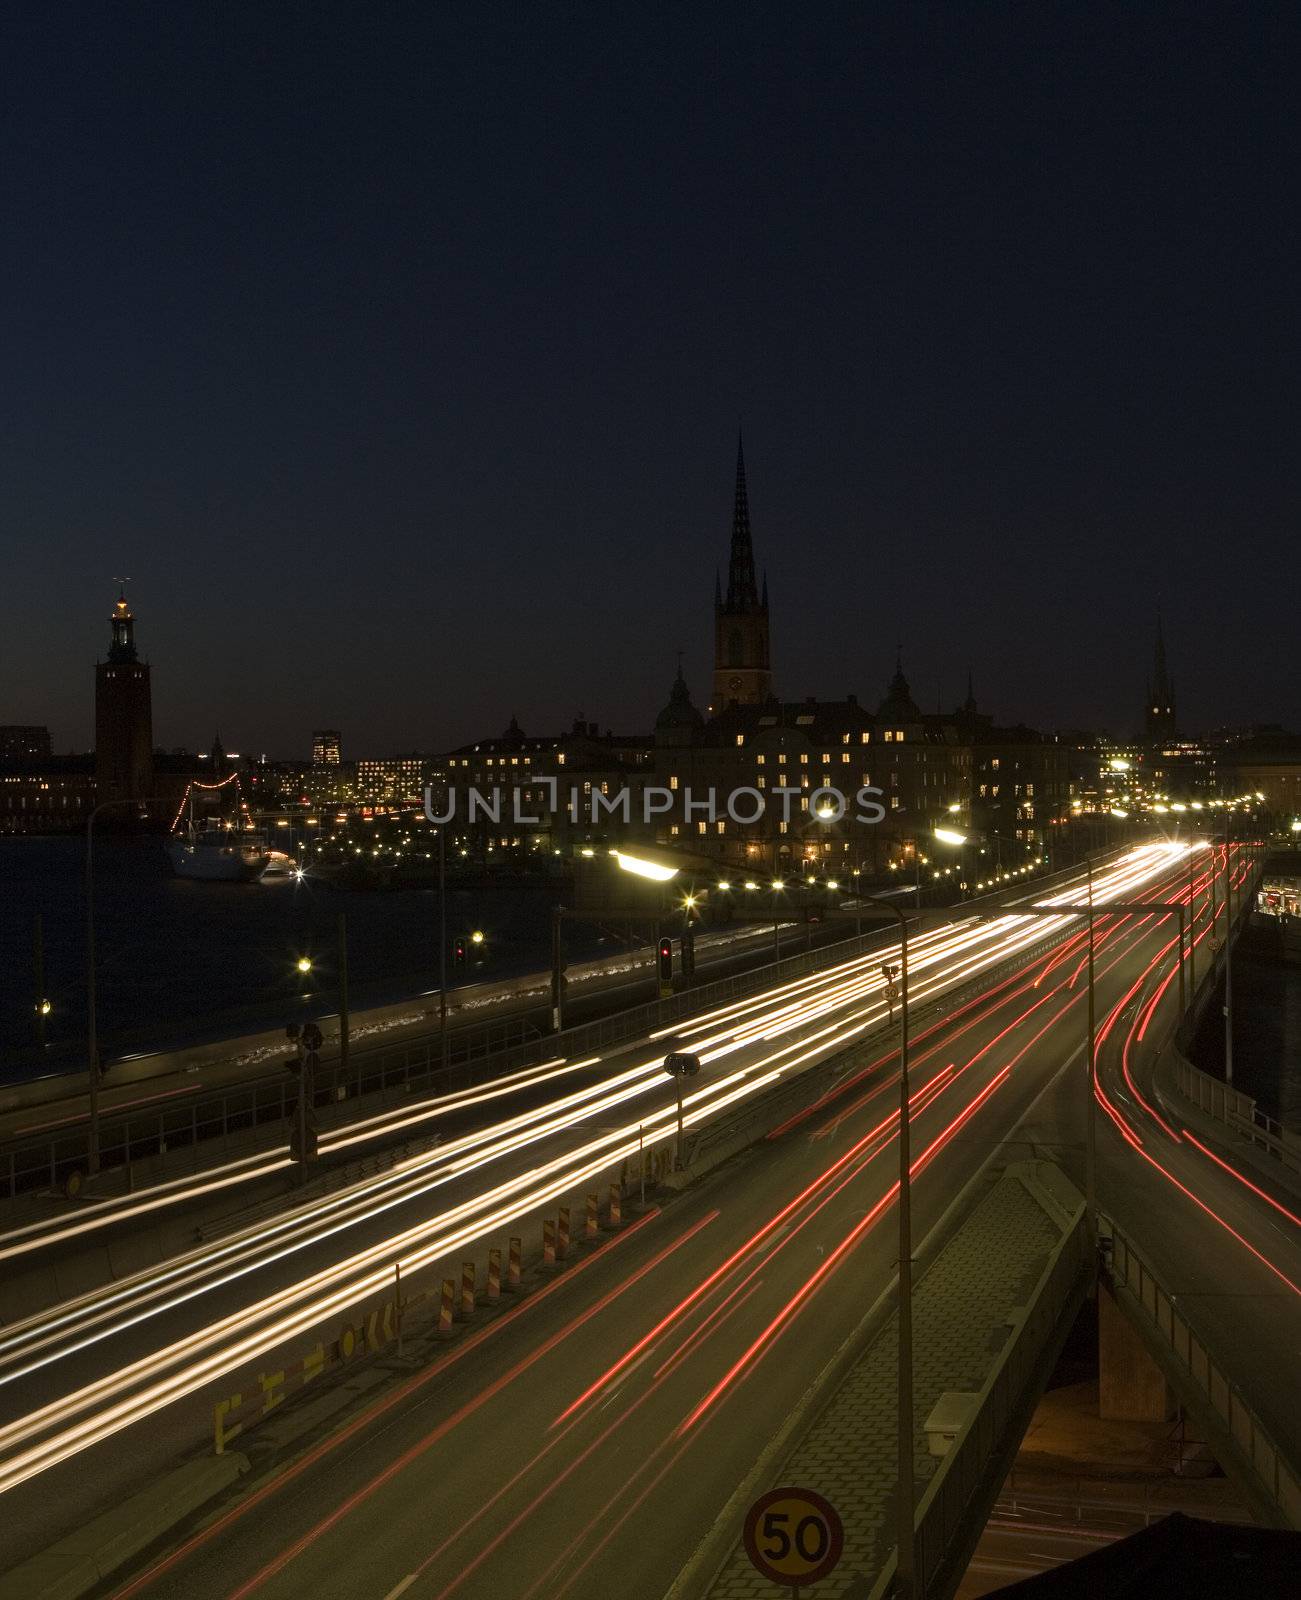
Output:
[
  {"left": 658, "top": 936, "right": 673, "bottom": 987},
  {"left": 453, "top": 937, "right": 467, "bottom": 967}
]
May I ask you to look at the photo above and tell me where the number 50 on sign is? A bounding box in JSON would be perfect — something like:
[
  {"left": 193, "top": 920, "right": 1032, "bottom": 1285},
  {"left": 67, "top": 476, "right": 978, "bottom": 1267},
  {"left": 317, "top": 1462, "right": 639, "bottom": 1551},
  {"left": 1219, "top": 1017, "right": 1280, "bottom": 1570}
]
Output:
[{"left": 743, "top": 1485, "right": 844, "bottom": 1593}]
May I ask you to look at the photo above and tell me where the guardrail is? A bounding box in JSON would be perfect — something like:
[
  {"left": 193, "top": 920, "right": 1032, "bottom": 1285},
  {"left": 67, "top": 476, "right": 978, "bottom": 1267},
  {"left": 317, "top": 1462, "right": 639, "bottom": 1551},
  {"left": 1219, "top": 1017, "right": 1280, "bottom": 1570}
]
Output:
[
  {"left": 0, "top": 859, "right": 1094, "bottom": 1204},
  {"left": 1099, "top": 1215, "right": 1301, "bottom": 1529},
  {"left": 1170, "top": 1053, "right": 1301, "bottom": 1177},
  {"left": 0, "top": 1012, "right": 541, "bottom": 1203},
  {"left": 0, "top": 926, "right": 895, "bottom": 1201}
]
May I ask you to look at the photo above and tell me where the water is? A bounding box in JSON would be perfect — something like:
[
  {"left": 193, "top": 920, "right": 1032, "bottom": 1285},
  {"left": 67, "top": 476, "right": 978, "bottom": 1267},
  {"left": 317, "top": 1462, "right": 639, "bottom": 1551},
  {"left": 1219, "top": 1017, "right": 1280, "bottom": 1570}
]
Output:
[
  {"left": 0, "top": 838, "right": 600, "bottom": 1083},
  {"left": 1189, "top": 923, "right": 1301, "bottom": 1133}
]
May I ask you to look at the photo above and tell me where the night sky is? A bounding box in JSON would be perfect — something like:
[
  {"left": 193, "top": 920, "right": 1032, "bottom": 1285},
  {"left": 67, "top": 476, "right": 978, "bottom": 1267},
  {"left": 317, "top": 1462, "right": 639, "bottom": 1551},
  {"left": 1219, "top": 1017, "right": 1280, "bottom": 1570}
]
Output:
[{"left": 3, "top": 3, "right": 1298, "bottom": 758}]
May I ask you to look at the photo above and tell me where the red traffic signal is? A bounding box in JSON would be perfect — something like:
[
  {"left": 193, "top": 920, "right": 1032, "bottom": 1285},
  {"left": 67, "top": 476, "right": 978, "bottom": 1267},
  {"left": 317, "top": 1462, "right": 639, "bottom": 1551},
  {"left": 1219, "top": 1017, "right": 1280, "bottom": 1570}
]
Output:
[{"left": 658, "top": 936, "right": 673, "bottom": 983}]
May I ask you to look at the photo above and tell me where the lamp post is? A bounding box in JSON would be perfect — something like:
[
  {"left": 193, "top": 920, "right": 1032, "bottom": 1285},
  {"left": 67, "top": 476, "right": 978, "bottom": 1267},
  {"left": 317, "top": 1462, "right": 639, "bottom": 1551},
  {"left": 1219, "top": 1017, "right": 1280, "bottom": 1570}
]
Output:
[
  {"left": 1085, "top": 859, "right": 1096, "bottom": 1221},
  {"left": 1224, "top": 806, "right": 1233, "bottom": 1085},
  {"left": 33, "top": 914, "right": 48, "bottom": 1051},
  {"left": 438, "top": 825, "right": 449, "bottom": 1070},
  {"left": 854, "top": 892, "right": 915, "bottom": 1599},
  {"left": 337, "top": 912, "right": 350, "bottom": 1098}
]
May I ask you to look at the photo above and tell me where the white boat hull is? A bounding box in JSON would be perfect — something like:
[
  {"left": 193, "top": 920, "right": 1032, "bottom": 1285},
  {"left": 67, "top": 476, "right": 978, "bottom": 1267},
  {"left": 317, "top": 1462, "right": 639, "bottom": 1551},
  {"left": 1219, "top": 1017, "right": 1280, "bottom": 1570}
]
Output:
[{"left": 167, "top": 840, "right": 270, "bottom": 882}]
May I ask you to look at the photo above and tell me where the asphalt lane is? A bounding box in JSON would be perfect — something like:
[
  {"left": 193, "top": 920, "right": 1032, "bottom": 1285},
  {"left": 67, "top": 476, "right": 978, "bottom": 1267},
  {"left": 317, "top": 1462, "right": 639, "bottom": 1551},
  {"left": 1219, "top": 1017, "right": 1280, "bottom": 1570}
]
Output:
[
  {"left": 108, "top": 889, "right": 1185, "bottom": 1600},
  {"left": 0, "top": 893, "right": 1082, "bottom": 1564}
]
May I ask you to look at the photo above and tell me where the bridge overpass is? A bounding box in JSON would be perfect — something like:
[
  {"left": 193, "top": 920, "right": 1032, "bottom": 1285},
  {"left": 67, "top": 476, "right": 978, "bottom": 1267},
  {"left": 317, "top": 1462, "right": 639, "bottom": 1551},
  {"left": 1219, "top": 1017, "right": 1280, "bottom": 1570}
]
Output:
[{"left": 0, "top": 838, "right": 1293, "bottom": 1600}]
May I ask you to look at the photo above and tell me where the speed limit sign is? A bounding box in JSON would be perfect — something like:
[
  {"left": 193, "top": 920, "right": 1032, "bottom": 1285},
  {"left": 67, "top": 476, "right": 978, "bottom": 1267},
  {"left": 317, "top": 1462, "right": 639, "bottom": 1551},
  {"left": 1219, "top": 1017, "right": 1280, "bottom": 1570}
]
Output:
[{"left": 743, "top": 1485, "right": 844, "bottom": 1591}]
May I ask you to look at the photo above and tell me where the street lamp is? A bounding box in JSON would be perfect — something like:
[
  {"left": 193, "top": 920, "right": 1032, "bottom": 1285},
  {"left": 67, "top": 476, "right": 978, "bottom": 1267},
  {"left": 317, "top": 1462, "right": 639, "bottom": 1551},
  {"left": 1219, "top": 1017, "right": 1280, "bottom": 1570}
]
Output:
[
  {"left": 612, "top": 849, "right": 680, "bottom": 883},
  {"left": 854, "top": 892, "right": 915, "bottom": 1598}
]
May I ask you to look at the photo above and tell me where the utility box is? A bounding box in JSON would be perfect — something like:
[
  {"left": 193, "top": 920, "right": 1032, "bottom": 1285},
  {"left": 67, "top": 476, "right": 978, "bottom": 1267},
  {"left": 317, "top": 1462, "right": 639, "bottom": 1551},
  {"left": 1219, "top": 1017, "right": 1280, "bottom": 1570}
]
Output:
[{"left": 923, "top": 1390, "right": 979, "bottom": 1456}]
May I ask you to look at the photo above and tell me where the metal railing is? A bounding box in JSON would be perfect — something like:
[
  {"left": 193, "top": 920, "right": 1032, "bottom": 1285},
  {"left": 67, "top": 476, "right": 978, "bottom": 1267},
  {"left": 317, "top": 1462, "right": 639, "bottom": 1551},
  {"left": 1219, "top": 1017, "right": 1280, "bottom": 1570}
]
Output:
[
  {"left": 0, "top": 927, "right": 893, "bottom": 1202},
  {"left": 1100, "top": 1215, "right": 1301, "bottom": 1529},
  {"left": 0, "top": 1012, "right": 540, "bottom": 1203},
  {"left": 0, "top": 866, "right": 1091, "bottom": 1205},
  {"left": 1170, "top": 1053, "right": 1301, "bottom": 1176}
]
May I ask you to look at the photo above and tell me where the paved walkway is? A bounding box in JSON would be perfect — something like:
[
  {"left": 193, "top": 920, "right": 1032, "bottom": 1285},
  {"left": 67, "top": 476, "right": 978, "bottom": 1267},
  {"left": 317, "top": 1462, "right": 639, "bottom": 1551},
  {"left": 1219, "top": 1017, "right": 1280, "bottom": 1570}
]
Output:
[{"left": 704, "top": 1163, "right": 1082, "bottom": 1599}]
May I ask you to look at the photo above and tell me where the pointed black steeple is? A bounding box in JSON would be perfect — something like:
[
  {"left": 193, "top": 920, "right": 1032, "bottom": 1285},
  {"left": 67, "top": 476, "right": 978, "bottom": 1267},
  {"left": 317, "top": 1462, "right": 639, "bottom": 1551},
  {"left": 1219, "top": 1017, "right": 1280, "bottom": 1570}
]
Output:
[
  {"left": 725, "top": 433, "right": 759, "bottom": 609},
  {"left": 711, "top": 433, "right": 773, "bottom": 711},
  {"left": 1144, "top": 616, "right": 1177, "bottom": 741}
]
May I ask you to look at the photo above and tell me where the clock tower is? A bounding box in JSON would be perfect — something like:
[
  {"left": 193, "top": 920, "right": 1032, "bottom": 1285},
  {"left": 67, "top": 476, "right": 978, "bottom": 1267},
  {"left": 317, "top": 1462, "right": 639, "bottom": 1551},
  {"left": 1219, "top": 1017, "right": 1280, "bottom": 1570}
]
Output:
[
  {"left": 95, "top": 587, "right": 154, "bottom": 806},
  {"left": 711, "top": 435, "right": 773, "bottom": 712}
]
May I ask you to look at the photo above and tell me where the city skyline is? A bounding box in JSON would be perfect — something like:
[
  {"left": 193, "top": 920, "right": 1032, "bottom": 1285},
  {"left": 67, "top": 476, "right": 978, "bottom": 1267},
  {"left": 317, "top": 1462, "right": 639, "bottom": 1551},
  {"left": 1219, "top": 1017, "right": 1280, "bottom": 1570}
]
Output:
[
  {"left": 3, "top": 6, "right": 1299, "bottom": 752},
  {"left": 6, "top": 520, "right": 1282, "bottom": 763}
]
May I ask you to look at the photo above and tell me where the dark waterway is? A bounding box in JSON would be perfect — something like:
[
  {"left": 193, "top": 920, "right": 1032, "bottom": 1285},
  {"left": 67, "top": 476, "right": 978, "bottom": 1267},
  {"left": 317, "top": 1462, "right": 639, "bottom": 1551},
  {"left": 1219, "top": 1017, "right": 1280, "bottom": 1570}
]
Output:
[
  {"left": 0, "top": 838, "right": 609, "bottom": 1083},
  {"left": 1189, "top": 921, "right": 1301, "bottom": 1133}
]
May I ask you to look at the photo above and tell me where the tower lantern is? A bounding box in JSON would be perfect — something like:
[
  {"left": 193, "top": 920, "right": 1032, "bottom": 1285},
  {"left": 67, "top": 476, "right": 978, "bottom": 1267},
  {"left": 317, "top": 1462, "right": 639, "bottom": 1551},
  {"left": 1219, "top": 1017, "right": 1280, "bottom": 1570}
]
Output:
[{"left": 108, "top": 588, "right": 137, "bottom": 663}]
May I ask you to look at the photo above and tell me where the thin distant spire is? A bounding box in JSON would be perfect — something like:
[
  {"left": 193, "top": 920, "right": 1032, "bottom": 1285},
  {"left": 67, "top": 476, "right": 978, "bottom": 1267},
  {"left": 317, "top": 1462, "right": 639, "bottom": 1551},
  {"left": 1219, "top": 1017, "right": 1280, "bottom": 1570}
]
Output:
[{"left": 724, "top": 431, "right": 760, "bottom": 610}]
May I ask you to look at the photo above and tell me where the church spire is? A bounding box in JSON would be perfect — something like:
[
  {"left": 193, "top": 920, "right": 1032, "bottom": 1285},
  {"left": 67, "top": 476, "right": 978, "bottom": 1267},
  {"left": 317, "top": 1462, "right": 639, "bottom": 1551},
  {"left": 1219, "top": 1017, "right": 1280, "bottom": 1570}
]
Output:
[
  {"left": 711, "top": 433, "right": 773, "bottom": 710},
  {"left": 1144, "top": 615, "right": 1177, "bottom": 741},
  {"left": 725, "top": 432, "right": 759, "bottom": 609}
]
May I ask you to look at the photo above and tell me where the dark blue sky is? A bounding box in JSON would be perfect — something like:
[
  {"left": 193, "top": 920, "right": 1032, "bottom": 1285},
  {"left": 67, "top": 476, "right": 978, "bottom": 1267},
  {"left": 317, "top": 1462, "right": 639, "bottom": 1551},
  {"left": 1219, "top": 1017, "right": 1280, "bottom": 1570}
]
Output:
[{"left": 3, "top": 3, "right": 1297, "bottom": 757}]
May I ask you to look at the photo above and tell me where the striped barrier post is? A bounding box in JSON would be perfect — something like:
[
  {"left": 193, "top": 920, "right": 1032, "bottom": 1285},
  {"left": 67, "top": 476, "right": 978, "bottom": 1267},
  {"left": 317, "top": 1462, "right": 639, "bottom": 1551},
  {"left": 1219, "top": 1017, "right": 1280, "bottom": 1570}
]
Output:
[
  {"left": 543, "top": 1218, "right": 556, "bottom": 1268},
  {"left": 438, "top": 1277, "right": 455, "bottom": 1336},
  {"left": 487, "top": 1246, "right": 501, "bottom": 1303},
  {"left": 608, "top": 1183, "right": 621, "bottom": 1230},
  {"left": 585, "top": 1191, "right": 598, "bottom": 1240},
  {"left": 460, "top": 1260, "right": 476, "bottom": 1320},
  {"left": 507, "top": 1235, "right": 522, "bottom": 1291},
  {"left": 557, "top": 1206, "right": 570, "bottom": 1260}
]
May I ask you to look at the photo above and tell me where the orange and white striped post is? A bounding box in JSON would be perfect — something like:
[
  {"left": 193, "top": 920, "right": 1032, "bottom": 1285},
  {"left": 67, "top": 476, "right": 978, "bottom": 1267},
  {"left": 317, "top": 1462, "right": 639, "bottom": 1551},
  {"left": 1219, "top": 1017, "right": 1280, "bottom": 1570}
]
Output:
[
  {"left": 557, "top": 1206, "right": 570, "bottom": 1260},
  {"left": 507, "top": 1235, "right": 522, "bottom": 1291},
  {"left": 460, "top": 1260, "right": 476, "bottom": 1320},
  {"left": 542, "top": 1218, "right": 556, "bottom": 1267},
  {"left": 487, "top": 1246, "right": 501, "bottom": 1303},
  {"left": 608, "top": 1183, "right": 621, "bottom": 1230},
  {"left": 585, "top": 1191, "right": 598, "bottom": 1240},
  {"left": 438, "top": 1277, "right": 455, "bottom": 1336}
]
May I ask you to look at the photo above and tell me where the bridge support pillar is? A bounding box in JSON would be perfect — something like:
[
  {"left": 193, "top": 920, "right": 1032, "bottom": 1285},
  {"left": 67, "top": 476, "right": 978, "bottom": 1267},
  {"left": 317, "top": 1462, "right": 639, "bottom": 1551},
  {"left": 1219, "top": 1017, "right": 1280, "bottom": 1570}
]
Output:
[{"left": 1098, "top": 1280, "right": 1170, "bottom": 1421}]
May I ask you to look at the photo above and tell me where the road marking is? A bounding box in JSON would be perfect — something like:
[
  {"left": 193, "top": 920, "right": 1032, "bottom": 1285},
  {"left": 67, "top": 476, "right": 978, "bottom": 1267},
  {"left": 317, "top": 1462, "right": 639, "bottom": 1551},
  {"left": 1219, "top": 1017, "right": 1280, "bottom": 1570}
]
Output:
[{"left": 382, "top": 1576, "right": 419, "bottom": 1600}]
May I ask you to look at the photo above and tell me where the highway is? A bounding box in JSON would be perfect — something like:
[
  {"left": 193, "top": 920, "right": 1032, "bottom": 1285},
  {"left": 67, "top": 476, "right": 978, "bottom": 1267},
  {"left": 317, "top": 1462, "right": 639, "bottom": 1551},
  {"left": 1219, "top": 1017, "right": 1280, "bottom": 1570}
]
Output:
[
  {"left": 4, "top": 841, "right": 1277, "bottom": 1599},
  {"left": 66, "top": 843, "right": 1241, "bottom": 1600},
  {"left": 0, "top": 912, "right": 839, "bottom": 1153}
]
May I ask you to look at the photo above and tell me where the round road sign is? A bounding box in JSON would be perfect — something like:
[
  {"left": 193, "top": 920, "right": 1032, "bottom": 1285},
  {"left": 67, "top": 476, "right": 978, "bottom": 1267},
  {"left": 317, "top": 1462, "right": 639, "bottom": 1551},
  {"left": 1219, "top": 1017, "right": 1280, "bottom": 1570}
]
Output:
[{"left": 743, "top": 1485, "right": 844, "bottom": 1588}]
